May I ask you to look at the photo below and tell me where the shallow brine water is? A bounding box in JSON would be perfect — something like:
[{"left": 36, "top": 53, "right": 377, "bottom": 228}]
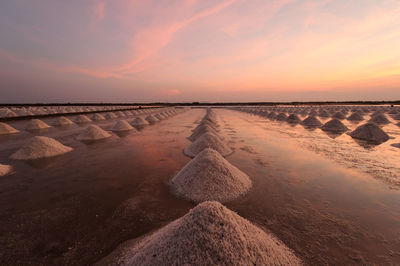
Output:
[{"left": 0, "top": 108, "right": 399, "bottom": 265}]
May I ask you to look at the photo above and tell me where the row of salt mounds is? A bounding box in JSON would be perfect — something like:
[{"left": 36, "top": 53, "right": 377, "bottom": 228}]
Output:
[
  {"left": 75, "top": 114, "right": 92, "bottom": 123},
  {"left": 98, "top": 201, "right": 301, "bottom": 266},
  {"left": 25, "top": 119, "right": 51, "bottom": 131},
  {"left": 77, "top": 125, "right": 111, "bottom": 141},
  {"left": 112, "top": 120, "right": 136, "bottom": 132},
  {"left": 10, "top": 136, "right": 73, "bottom": 160},
  {"left": 171, "top": 148, "right": 252, "bottom": 203},
  {"left": 188, "top": 122, "right": 219, "bottom": 142},
  {"left": 0, "top": 122, "right": 19, "bottom": 135},
  {"left": 349, "top": 122, "right": 390, "bottom": 144},
  {"left": 0, "top": 164, "right": 12, "bottom": 176},
  {"left": 184, "top": 132, "right": 232, "bottom": 158}
]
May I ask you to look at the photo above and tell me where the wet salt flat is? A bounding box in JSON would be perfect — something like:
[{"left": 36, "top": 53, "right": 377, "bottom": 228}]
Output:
[{"left": 0, "top": 107, "right": 400, "bottom": 265}]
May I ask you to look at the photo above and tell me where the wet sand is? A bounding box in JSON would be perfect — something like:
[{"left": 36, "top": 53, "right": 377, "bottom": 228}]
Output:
[{"left": 0, "top": 108, "right": 400, "bottom": 265}]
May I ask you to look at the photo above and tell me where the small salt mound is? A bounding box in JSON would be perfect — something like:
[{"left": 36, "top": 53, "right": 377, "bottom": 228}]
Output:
[
  {"left": 369, "top": 113, "right": 390, "bottom": 125},
  {"left": 286, "top": 114, "right": 301, "bottom": 124},
  {"left": 275, "top": 113, "right": 287, "bottom": 121},
  {"left": 332, "top": 111, "right": 345, "bottom": 119},
  {"left": 105, "top": 113, "right": 118, "bottom": 119},
  {"left": 0, "top": 122, "right": 19, "bottom": 135},
  {"left": 100, "top": 201, "right": 301, "bottom": 266},
  {"left": 301, "top": 116, "right": 322, "bottom": 127},
  {"left": 75, "top": 115, "right": 92, "bottom": 123},
  {"left": 154, "top": 114, "right": 165, "bottom": 120},
  {"left": 171, "top": 148, "right": 252, "bottom": 203},
  {"left": 188, "top": 124, "right": 219, "bottom": 142},
  {"left": 91, "top": 113, "right": 106, "bottom": 121},
  {"left": 0, "top": 163, "right": 12, "bottom": 176},
  {"left": 25, "top": 119, "right": 51, "bottom": 131},
  {"left": 193, "top": 120, "right": 219, "bottom": 132},
  {"left": 11, "top": 136, "right": 73, "bottom": 160},
  {"left": 77, "top": 125, "right": 112, "bottom": 141},
  {"left": 112, "top": 120, "right": 135, "bottom": 132},
  {"left": 145, "top": 115, "right": 158, "bottom": 123},
  {"left": 347, "top": 112, "right": 364, "bottom": 121},
  {"left": 349, "top": 122, "right": 389, "bottom": 143},
  {"left": 321, "top": 119, "right": 349, "bottom": 133},
  {"left": 55, "top": 116, "right": 74, "bottom": 126},
  {"left": 184, "top": 132, "right": 232, "bottom": 158},
  {"left": 393, "top": 113, "right": 400, "bottom": 120},
  {"left": 131, "top": 117, "right": 149, "bottom": 126}
]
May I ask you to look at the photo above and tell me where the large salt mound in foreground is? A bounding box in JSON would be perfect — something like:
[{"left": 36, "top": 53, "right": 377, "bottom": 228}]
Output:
[
  {"left": 11, "top": 136, "right": 73, "bottom": 160},
  {"left": 25, "top": 119, "right": 51, "bottom": 131},
  {"left": 321, "top": 119, "right": 349, "bottom": 133},
  {"left": 0, "top": 122, "right": 19, "bottom": 135},
  {"left": 98, "top": 201, "right": 301, "bottom": 266},
  {"left": 171, "top": 148, "right": 252, "bottom": 203},
  {"left": 184, "top": 132, "right": 232, "bottom": 158},
  {"left": 0, "top": 164, "right": 12, "bottom": 176},
  {"left": 349, "top": 122, "right": 390, "bottom": 143},
  {"left": 77, "top": 125, "right": 112, "bottom": 141}
]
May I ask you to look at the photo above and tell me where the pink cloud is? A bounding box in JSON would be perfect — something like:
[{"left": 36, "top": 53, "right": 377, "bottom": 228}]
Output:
[{"left": 93, "top": 1, "right": 105, "bottom": 23}]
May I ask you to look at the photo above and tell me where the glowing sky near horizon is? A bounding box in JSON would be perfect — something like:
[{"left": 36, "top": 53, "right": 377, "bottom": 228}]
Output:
[{"left": 0, "top": 0, "right": 400, "bottom": 102}]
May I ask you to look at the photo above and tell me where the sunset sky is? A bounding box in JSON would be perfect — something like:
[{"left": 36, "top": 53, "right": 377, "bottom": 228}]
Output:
[{"left": 1, "top": 0, "right": 400, "bottom": 103}]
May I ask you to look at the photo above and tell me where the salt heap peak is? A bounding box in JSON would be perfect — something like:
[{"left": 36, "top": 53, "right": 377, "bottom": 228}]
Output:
[
  {"left": 25, "top": 119, "right": 51, "bottom": 131},
  {"left": 105, "top": 113, "right": 118, "bottom": 119},
  {"left": 145, "top": 115, "right": 158, "bottom": 124},
  {"left": 99, "top": 201, "right": 301, "bottom": 266},
  {"left": 0, "top": 164, "right": 12, "bottom": 176},
  {"left": 349, "top": 122, "right": 390, "bottom": 144},
  {"left": 321, "top": 119, "right": 349, "bottom": 133},
  {"left": 77, "top": 125, "right": 112, "bottom": 141},
  {"left": 112, "top": 120, "right": 135, "bottom": 132},
  {"left": 131, "top": 117, "right": 149, "bottom": 126},
  {"left": 75, "top": 115, "right": 92, "bottom": 123},
  {"left": 55, "top": 116, "right": 74, "bottom": 126},
  {"left": 332, "top": 112, "right": 346, "bottom": 120},
  {"left": 301, "top": 116, "right": 322, "bottom": 127},
  {"left": 184, "top": 132, "right": 232, "bottom": 158},
  {"left": 286, "top": 114, "right": 301, "bottom": 124},
  {"left": 11, "top": 136, "right": 73, "bottom": 160},
  {"left": 0, "top": 122, "right": 20, "bottom": 135},
  {"left": 188, "top": 124, "right": 219, "bottom": 142},
  {"left": 172, "top": 148, "right": 251, "bottom": 203},
  {"left": 369, "top": 113, "right": 390, "bottom": 125}
]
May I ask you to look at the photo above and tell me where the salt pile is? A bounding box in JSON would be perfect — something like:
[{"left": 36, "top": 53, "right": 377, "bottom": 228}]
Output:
[
  {"left": 349, "top": 122, "right": 390, "bottom": 143},
  {"left": 131, "top": 117, "right": 149, "bottom": 126},
  {"left": 11, "top": 136, "right": 73, "bottom": 160},
  {"left": 188, "top": 124, "right": 219, "bottom": 142},
  {"left": 332, "top": 112, "right": 345, "bottom": 119},
  {"left": 112, "top": 120, "right": 135, "bottom": 132},
  {"left": 171, "top": 148, "right": 252, "bottom": 203},
  {"left": 0, "top": 122, "right": 19, "bottom": 135},
  {"left": 75, "top": 115, "right": 92, "bottom": 123},
  {"left": 184, "top": 132, "right": 232, "bottom": 158},
  {"left": 347, "top": 112, "right": 363, "bottom": 121},
  {"left": 99, "top": 201, "right": 301, "bottom": 266},
  {"left": 321, "top": 119, "right": 349, "bottom": 133},
  {"left": 145, "top": 115, "right": 158, "bottom": 124},
  {"left": 301, "top": 116, "right": 322, "bottom": 127},
  {"left": 393, "top": 113, "right": 400, "bottom": 120},
  {"left": 369, "top": 113, "right": 390, "bottom": 125},
  {"left": 54, "top": 116, "right": 74, "bottom": 126},
  {"left": 0, "top": 164, "right": 12, "bottom": 176},
  {"left": 92, "top": 113, "right": 106, "bottom": 121},
  {"left": 77, "top": 125, "right": 112, "bottom": 141},
  {"left": 25, "top": 119, "right": 51, "bottom": 131},
  {"left": 105, "top": 113, "right": 118, "bottom": 119},
  {"left": 286, "top": 114, "right": 301, "bottom": 124},
  {"left": 275, "top": 113, "right": 287, "bottom": 121}
]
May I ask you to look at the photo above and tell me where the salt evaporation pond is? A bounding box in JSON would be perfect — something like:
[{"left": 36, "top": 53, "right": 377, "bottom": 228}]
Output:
[{"left": 0, "top": 107, "right": 400, "bottom": 265}]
